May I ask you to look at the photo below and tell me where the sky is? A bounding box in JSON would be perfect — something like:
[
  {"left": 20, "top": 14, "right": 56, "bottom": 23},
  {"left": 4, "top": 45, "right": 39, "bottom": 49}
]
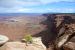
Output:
[{"left": 0, "top": 0, "right": 75, "bottom": 13}]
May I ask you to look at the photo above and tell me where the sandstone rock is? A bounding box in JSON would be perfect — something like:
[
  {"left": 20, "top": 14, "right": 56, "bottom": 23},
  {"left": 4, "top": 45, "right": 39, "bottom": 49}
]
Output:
[
  {"left": 32, "top": 37, "right": 46, "bottom": 50},
  {"left": 0, "top": 35, "right": 9, "bottom": 45},
  {"left": 0, "top": 42, "right": 26, "bottom": 50},
  {"left": 0, "top": 37, "right": 46, "bottom": 50},
  {"left": 63, "top": 42, "right": 75, "bottom": 50}
]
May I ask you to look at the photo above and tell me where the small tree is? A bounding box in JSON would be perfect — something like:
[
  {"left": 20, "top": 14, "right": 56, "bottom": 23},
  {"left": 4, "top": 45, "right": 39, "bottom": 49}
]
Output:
[{"left": 23, "top": 35, "right": 33, "bottom": 44}]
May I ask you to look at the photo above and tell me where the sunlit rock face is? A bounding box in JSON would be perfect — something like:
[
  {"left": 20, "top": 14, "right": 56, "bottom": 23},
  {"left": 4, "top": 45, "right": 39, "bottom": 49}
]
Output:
[
  {"left": 32, "top": 37, "right": 46, "bottom": 50},
  {"left": 0, "top": 35, "right": 9, "bottom": 45},
  {"left": 63, "top": 42, "right": 75, "bottom": 50},
  {"left": 0, "top": 42, "right": 26, "bottom": 50},
  {"left": 0, "top": 37, "right": 46, "bottom": 50}
]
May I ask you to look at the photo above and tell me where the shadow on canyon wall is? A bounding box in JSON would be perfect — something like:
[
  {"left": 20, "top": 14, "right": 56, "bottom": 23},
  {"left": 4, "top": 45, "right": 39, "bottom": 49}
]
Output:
[
  {"left": 32, "top": 14, "right": 75, "bottom": 48},
  {"left": 33, "top": 14, "right": 58, "bottom": 48}
]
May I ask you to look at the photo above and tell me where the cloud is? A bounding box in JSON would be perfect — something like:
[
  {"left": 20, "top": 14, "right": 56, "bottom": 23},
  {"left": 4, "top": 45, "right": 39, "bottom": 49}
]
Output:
[
  {"left": 0, "top": 7, "right": 46, "bottom": 13},
  {"left": 39, "top": 0, "right": 75, "bottom": 4},
  {"left": 47, "top": 8, "right": 75, "bottom": 13},
  {"left": 0, "top": 7, "right": 33, "bottom": 13},
  {"left": 0, "top": 0, "right": 42, "bottom": 8},
  {"left": 0, "top": 0, "right": 75, "bottom": 8},
  {"left": 0, "top": 0, "right": 75, "bottom": 13},
  {"left": 1, "top": 7, "right": 74, "bottom": 13}
]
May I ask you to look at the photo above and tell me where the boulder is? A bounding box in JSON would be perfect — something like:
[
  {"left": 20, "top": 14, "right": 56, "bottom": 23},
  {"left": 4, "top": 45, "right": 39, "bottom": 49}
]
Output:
[
  {"left": 63, "top": 42, "right": 75, "bottom": 50},
  {"left": 32, "top": 37, "right": 46, "bottom": 50},
  {"left": 0, "top": 35, "right": 9, "bottom": 45}
]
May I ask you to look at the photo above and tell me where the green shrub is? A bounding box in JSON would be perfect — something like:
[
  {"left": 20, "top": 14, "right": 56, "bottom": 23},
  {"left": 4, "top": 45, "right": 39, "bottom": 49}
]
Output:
[{"left": 23, "top": 35, "right": 33, "bottom": 43}]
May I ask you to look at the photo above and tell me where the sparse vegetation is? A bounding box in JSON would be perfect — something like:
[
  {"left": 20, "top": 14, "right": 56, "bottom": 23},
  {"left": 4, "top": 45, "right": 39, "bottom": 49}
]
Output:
[{"left": 23, "top": 34, "right": 33, "bottom": 44}]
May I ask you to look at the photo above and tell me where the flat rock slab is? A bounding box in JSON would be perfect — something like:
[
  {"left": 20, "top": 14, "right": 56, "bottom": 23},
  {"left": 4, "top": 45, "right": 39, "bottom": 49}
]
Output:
[{"left": 0, "top": 41, "right": 46, "bottom": 50}]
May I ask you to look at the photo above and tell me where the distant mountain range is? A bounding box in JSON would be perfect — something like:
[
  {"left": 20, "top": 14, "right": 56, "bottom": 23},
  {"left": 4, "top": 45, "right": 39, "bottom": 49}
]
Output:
[
  {"left": 0, "top": 13, "right": 75, "bottom": 17},
  {"left": 0, "top": 13, "right": 43, "bottom": 17}
]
